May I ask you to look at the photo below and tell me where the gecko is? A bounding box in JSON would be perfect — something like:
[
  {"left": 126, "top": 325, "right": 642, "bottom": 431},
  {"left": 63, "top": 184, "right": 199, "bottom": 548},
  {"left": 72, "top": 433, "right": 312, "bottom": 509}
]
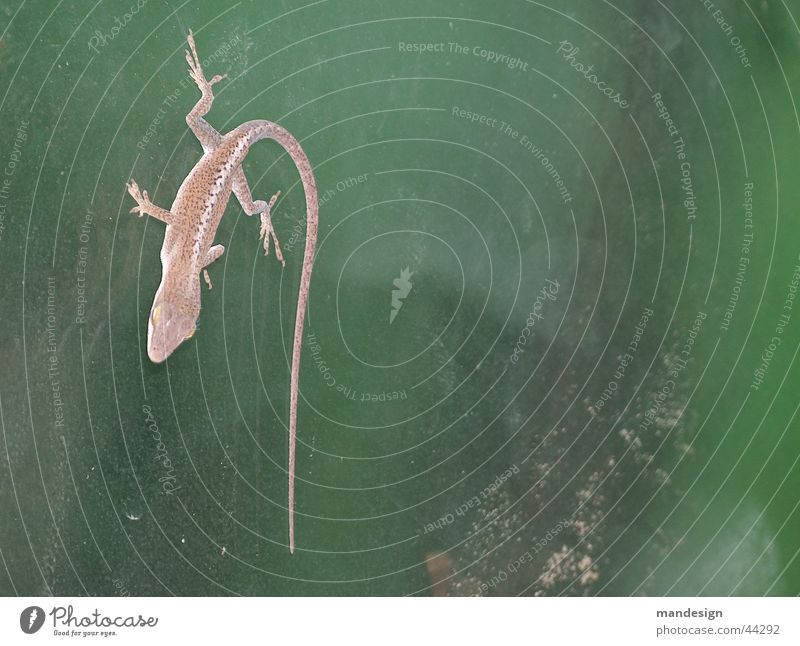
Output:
[{"left": 127, "top": 29, "right": 318, "bottom": 554}]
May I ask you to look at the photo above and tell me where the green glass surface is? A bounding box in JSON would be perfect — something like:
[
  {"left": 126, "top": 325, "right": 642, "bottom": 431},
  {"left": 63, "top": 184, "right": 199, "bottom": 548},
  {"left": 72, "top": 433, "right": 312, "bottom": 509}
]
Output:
[{"left": 1, "top": 0, "right": 799, "bottom": 596}]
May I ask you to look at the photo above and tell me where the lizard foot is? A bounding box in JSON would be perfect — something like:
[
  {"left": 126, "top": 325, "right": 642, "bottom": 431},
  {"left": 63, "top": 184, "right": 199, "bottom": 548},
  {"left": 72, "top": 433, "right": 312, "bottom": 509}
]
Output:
[
  {"left": 186, "top": 29, "right": 226, "bottom": 96},
  {"left": 259, "top": 191, "right": 285, "bottom": 267},
  {"left": 203, "top": 269, "right": 213, "bottom": 289},
  {"left": 127, "top": 179, "right": 152, "bottom": 217}
]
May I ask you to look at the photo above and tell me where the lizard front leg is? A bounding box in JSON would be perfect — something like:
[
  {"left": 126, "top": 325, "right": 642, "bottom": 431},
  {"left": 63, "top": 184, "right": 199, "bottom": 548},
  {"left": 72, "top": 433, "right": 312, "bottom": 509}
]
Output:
[
  {"left": 127, "top": 179, "right": 177, "bottom": 225},
  {"left": 202, "top": 244, "right": 225, "bottom": 289}
]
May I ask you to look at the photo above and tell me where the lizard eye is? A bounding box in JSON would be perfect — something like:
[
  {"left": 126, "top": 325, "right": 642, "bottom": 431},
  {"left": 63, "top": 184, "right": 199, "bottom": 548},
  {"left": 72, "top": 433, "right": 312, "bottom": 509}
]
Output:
[
  {"left": 185, "top": 328, "right": 195, "bottom": 340},
  {"left": 151, "top": 305, "right": 162, "bottom": 324}
]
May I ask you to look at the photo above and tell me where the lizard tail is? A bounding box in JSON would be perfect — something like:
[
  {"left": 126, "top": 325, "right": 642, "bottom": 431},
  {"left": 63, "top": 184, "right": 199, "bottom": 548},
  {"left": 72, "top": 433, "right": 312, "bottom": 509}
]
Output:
[{"left": 245, "top": 120, "right": 318, "bottom": 555}]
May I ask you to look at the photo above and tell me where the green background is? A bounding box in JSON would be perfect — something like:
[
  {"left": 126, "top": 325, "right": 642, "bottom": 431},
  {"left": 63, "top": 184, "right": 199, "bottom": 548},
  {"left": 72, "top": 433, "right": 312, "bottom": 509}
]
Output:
[{"left": 1, "top": 0, "right": 799, "bottom": 596}]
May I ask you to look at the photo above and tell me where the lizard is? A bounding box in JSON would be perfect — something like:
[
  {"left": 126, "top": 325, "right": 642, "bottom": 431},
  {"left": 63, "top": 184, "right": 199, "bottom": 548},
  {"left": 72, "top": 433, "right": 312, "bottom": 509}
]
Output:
[{"left": 127, "top": 29, "right": 318, "bottom": 554}]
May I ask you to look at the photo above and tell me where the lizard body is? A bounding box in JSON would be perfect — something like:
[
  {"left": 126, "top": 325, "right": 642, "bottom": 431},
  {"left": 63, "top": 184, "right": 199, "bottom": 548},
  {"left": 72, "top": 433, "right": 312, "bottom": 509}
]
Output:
[{"left": 128, "top": 30, "right": 317, "bottom": 554}]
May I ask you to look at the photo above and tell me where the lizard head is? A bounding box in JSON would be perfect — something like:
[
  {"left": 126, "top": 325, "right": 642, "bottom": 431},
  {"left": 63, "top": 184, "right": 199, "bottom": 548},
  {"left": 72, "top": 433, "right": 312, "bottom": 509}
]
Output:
[{"left": 147, "top": 293, "right": 198, "bottom": 363}]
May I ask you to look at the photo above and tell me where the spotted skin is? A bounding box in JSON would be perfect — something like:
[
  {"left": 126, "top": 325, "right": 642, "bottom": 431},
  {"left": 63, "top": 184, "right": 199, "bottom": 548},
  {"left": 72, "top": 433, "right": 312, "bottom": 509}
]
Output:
[{"left": 127, "top": 29, "right": 318, "bottom": 554}]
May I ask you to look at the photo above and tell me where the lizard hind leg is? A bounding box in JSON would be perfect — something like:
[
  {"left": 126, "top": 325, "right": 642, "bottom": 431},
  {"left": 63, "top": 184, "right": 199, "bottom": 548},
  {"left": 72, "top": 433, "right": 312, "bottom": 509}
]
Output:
[
  {"left": 186, "top": 29, "right": 226, "bottom": 98},
  {"left": 184, "top": 29, "right": 224, "bottom": 151},
  {"left": 231, "top": 167, "right": 285, "bottom": 267},
  {"left": 258, "top": 195, "right": 285, "bottom": 267}
]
